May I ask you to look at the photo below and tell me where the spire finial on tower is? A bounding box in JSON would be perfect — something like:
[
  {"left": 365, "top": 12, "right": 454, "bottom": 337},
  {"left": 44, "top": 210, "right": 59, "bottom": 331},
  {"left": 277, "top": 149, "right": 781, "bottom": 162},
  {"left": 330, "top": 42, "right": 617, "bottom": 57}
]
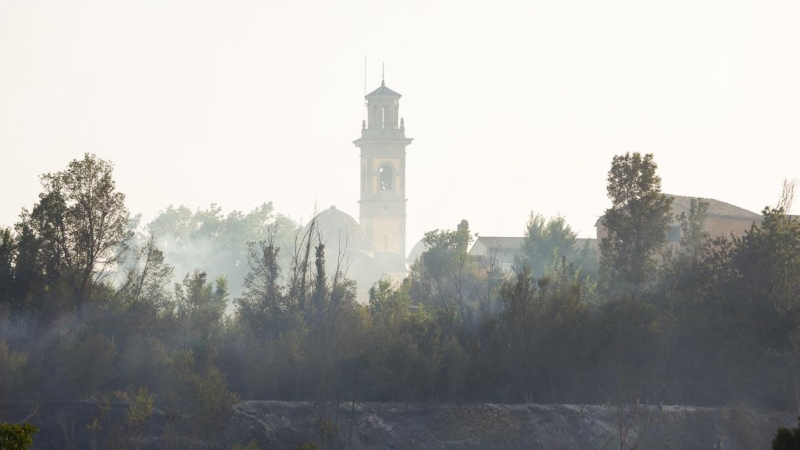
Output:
[
  {"left": 364, "top": 55, "right": 367, "bottom": 103},
  {"left": 381, "top": 62, "right": 385, "bottom": 86}
]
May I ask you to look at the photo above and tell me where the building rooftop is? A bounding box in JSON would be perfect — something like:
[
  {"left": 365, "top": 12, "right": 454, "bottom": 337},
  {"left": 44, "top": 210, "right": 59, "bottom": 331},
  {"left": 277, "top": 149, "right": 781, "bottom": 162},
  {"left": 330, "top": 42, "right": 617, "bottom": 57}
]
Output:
[
  {"left": 366, "top": 81, "right": 401, "bottom": 98},
  {"left": 668, "top": 195, "right": 761, "bottom": 220},
  {"left": 473, "top": 236, "right": 525, "bottom": 251},
  {"left": 596, "top": 194, "right": 762, "bottom": 226},
  {"left": 470, "top": 236, "right": 598, "bottom": 252}
]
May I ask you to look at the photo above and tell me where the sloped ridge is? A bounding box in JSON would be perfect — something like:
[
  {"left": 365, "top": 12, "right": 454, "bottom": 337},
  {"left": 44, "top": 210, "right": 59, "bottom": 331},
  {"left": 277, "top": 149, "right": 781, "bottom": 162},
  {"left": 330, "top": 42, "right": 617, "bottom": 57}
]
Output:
[{"left": 0, "top": 400, "right": 794, "bottom": 449}]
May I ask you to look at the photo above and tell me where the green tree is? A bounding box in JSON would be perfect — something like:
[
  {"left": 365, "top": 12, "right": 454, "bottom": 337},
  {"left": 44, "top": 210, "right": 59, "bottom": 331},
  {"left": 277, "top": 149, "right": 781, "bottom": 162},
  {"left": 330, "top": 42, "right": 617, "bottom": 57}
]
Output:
[
  {"left": 366, "top": 278, "right": 440, "bottom": 402},
  {"left": 368, "top": 277, "right": 411, "bottom": 328},
  {"left": 677, "top": 198, "right": 710, "bottom": 261},
  {"left": 7, "top": 223, "right": 47, "bottom": 314},
  {"left": 0, "top": 228, "right": 15, "bottom": 305},
  {"left": 236, "top": 238, "right": 286, "bottom": 337},
  {"left": 115, "top": 387, "right": 155, "bottom": 450},
  {"left": 174, "top": 271, "right": 229, "bottom": 368},
  {"left": 515, "top": 213, "right": 577, "bottom": 277},
  {"left": 499, "top": 268, "right": 544, "bottom": 403},
  {"left": 0, "top": 341, "right": 27, "bottom": 400},
  {"left": 117, "top": 236, "right": 174, "bottom": 309},
  {"left": 0, "top": 423, "right": 38, "bottom": 450},
  {"left": 146, "top": 203, "right": 298, "bottom": 297},
  {"left": 600, "top": 152, "right": 673, "bottom": 295},
  {"left": 772, "top": 416, "right": 800, "bottom": 450},
  {"left": 411, "top": 220, "right": 480, "bottom": 328},
  {"left": 731, "top": 208, "right": 800, "bottom": 322},
  {"left": 17, "top": 153, "right": 131, "bottom": 310},
  {"left": 52, "top": 326, "right": 117, "bottom": 398},
  {"left": 497, "top": 258, "right": 597, "bottom": 404},
  {"left": 175, "top": 271, "right": 228, "bottom": 336},
  {"left": 729, "top": 208, "right": 800, "bottom": 403},
  {"left": 659, "top": 197, "right": 710, "bottom": 292},
  {"left": 416, "top": 219, "right": 473, "bottom": 281}
]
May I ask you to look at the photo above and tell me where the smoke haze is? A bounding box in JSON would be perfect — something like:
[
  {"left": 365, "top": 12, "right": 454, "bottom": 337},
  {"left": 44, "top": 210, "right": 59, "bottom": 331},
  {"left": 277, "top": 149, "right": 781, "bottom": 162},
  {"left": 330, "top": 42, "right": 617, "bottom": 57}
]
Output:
[{"left": 2, "top": 1, "right": 800, "bottom": 243}]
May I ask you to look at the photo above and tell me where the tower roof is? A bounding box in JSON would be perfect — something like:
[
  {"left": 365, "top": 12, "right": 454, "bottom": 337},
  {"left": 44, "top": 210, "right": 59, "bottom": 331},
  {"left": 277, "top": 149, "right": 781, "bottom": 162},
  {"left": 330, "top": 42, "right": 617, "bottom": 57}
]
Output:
[{"left": 366, "top": 81, "right": 401, "bottom": 98}]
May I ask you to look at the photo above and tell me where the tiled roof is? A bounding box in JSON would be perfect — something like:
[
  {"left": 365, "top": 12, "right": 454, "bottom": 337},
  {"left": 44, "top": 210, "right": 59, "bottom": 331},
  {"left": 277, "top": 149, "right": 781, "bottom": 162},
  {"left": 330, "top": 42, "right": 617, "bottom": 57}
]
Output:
[
  {"left": 474, "top": 236, "right": 525, "bottom": 251},
  {"left": 575, "top": 238, "right": 599, "bottom": 250},
  {"left": 366, "top": 82, "right": 401, "bottom": 98},
  {"left": 474, "top": 236, "right": 598, "bottom": 251},
  {"left": 596, "top": 194, "right": 762, "bottom": 226},
  {"left": 668, "top": 195, "right": 761, "bottom": 220}
]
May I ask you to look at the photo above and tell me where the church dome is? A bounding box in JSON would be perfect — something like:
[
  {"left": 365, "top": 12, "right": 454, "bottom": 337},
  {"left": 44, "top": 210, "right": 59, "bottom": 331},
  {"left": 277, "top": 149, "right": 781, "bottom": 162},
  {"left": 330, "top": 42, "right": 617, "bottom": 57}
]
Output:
[
  {"left": 303, "top": 206, "right": 376, "bottom": 253},
  {"left": 406, "top": 238, "right": 429, "bottom": 265}
]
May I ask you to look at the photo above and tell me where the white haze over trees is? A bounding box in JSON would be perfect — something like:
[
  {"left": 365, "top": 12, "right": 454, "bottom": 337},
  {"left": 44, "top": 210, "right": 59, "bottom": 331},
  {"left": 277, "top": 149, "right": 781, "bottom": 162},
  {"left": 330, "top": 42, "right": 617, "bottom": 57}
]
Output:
[
  {"left": 137, "top": 203, "right": 299, "bottom": 298},
  {"left": 3, "top": 151, "right": 800, "bottom": 448},
  {"left": 2, "top": 1, "right": 800, "bottom": 244}
]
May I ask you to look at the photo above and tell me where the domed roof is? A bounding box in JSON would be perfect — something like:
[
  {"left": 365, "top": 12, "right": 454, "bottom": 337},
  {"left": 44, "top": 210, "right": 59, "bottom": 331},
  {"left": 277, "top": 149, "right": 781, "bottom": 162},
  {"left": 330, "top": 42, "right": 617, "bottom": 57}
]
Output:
[
  {"left": 303, "top": 206, "right": 376, "bottom": 252},
  {"left": 406, "top": 238, "right": 429, "bottom": 265}
]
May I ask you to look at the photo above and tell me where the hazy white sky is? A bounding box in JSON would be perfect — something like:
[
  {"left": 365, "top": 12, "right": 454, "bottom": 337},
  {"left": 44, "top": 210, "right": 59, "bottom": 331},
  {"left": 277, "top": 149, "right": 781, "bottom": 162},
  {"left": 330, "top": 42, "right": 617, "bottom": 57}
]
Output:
[{"left": 2, "top": 1, "right": 799, "bottom": 244}]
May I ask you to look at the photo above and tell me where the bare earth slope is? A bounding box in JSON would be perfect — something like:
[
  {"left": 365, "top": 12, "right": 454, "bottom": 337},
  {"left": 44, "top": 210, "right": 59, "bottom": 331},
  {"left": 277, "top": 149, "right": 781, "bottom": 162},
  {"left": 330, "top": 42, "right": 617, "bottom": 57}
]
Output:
[{"left": 1, "top": 400, "right": 795, "bottom": 449}]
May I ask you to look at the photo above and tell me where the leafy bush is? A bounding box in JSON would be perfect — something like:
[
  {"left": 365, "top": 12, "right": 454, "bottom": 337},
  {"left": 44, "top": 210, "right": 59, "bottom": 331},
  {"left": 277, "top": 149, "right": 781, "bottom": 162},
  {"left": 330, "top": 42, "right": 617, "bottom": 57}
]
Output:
[
  {"left": 231, "top": 439, "right": 260, "bottom": 450},
  {"left": 294, "top": 443, "right": 318, "bottom": 450},
  {"left": 123, "top": 387, "right": 155, "bottom": 431},
  {"left": 0, "top": 423, "right": 38, "bottom": 450},
  {"left": 193, "top": 365, "right": 239, "bottom": 429},
  {"left": 773, "top": 416, "right": 800, "bottom": 450}
]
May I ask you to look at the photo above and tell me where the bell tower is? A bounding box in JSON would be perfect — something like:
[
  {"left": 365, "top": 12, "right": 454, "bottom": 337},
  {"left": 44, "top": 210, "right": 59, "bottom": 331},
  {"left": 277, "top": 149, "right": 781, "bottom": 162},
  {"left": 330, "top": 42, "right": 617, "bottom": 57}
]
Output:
[{"left": 353, "top": 78, "right": 413, "bottom": 270}]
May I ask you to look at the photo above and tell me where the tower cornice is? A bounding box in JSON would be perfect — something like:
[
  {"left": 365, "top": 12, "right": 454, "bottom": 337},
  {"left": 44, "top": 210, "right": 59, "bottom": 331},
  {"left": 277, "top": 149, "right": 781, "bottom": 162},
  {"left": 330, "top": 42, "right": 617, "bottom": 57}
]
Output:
[{"left": 353, "top": 136, "right": 413, "bottom": 147}]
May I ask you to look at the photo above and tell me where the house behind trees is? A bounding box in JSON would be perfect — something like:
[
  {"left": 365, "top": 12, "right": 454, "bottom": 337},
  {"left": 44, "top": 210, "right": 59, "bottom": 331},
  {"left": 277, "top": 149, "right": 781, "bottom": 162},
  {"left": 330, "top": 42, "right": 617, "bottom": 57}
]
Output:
[{"left": 596, "top": 194, "right": 762, "bottom": 245}]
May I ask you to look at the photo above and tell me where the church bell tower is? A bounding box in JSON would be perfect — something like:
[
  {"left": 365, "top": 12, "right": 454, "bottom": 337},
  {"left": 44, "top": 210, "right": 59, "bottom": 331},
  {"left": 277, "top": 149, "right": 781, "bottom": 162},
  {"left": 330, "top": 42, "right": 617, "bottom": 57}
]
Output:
[{"left": 353, "top": 78, "right": 413, "bottom": 270}]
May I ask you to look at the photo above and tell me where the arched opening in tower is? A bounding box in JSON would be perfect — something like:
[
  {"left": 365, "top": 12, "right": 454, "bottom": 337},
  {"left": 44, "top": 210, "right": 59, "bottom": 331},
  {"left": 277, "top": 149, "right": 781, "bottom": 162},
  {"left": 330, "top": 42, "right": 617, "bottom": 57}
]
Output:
[{"left": 379, "top": 165, "right": 393, "bottom": 191}]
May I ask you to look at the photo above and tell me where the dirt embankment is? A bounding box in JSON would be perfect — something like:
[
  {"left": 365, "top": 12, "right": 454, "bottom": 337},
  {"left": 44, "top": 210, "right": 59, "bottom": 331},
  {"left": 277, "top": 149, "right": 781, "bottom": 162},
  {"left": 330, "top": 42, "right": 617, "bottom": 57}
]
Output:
[{"left": 0, "top": 400, "right": 795, "bottom": 449}]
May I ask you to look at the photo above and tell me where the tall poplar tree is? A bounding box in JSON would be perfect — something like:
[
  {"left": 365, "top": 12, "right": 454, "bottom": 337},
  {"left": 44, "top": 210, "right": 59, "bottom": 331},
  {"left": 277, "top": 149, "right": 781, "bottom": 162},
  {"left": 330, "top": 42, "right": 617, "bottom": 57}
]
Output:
[{"left": 600, "top": 152, "right": 673, "bottom": 295}]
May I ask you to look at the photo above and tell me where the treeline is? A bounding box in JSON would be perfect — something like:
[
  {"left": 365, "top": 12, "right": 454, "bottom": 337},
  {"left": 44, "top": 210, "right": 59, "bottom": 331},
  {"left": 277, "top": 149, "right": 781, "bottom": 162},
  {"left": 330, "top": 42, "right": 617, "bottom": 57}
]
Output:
[{"left": 1, "top": 153, "right": 799, "bottom": 415}]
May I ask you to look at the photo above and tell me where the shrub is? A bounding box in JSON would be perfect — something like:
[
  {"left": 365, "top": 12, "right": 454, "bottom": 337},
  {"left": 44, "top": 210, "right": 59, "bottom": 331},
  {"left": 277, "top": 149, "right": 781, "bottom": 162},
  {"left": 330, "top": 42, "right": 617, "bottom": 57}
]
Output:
[
  {"left": 294, "top": 443, "right": 318, "bottom": 450},
  {"left": 231, "top": 439, "right": 260, "bottom": 450},
  {"left": 772, "top": 416, "right": 800, "bottom": 450},
  {"left": 0, "top": 422, "right": 38, "bottom": 450}
]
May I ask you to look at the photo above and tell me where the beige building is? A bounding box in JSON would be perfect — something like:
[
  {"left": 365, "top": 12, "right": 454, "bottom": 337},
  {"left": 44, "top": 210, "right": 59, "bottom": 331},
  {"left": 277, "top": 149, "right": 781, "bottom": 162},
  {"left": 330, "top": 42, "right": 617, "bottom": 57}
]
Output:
[
  {"left": 468, "top": 237, "right": 525, "bottom": 270},
  {"left": 595, "top": 194, "right": 762, "bottom": 244}
]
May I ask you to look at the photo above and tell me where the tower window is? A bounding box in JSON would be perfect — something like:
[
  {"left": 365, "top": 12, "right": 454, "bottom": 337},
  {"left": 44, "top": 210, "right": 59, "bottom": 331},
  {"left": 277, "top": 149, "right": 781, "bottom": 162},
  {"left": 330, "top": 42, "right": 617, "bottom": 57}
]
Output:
[{"left": 379, "top": 165, "right": 393, "bottom": 191}]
